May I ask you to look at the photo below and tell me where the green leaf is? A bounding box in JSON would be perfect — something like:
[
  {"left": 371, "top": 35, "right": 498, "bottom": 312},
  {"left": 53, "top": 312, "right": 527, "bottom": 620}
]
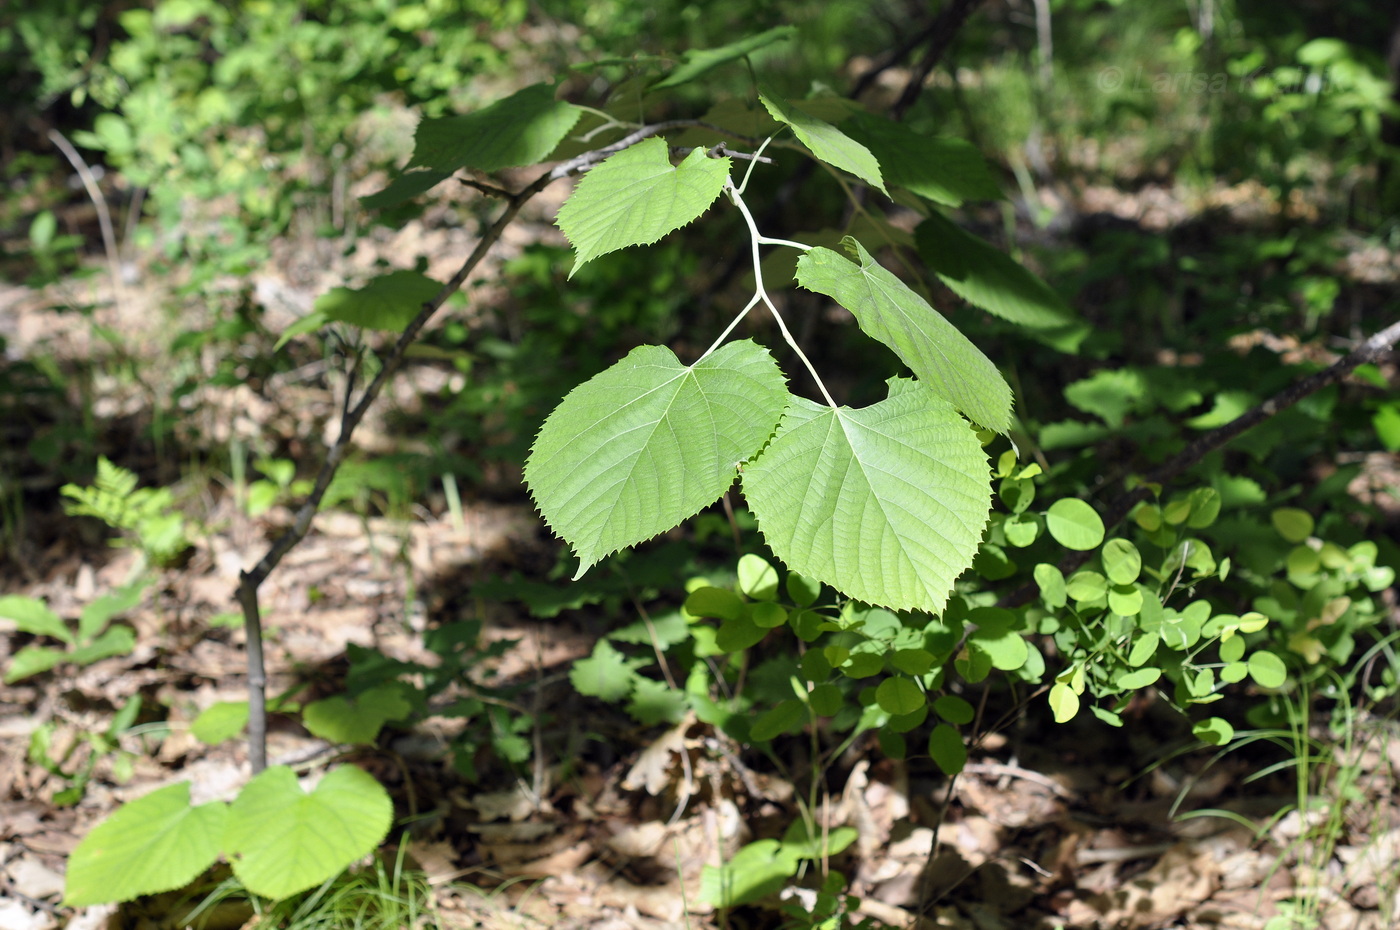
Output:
[
  {"left": 190, "top": 701, "right": 249, "bottom": 745},
  {"left": 526, "top": 341, "right": 787, "bottom": 577},
  {"left": 892, "top": 648, "right": 935, "bottom": 676},
  {"left": 1115, "top": 667, "right": 1161, "bottom": 690},
  {"left": 875, "top": 677, "right": 924, "bottom": 715},
  {"left": 314, "top": 271, "right": 441, "bottom": 333},
  {"left": 651, "top": 26, "right": 796, "bottom": 90},
  {"left": 1063, "top": 369, "right": 1146, "bottom": 428},
  {"left": 842, "top": 112, "right": 1001, "bottom": 206},
  {"left": 303, "top": 685, "right": 413, "bottom": 745},
  {"left": 933, "top": 694, "right": 974, "bottom": 724},
  {"left": 68, "top": 626, "right": 137, "bottom": 667},
  {"left": 410, "top": 83, "right": 581, "bottom": 174},
  {"left": 737, "top": 554, "right": 780, "bottom": 600},
  {"left": 716, "top": 614, "right": 769, "bottom": 652},
  {"left": 685, "top": 586, "right": 747, "bottom": 621},
  {"left": 808, "top": 683, "right": 843, "bottom": 717},
  {"left": 1271, "top": 508, "right": 1314, "bottom": 543},
  {"left": 1101, "top": 539, "right": 1142, "bottom": 586},
  {"left": 796, "top": 239, "right": 1012, "bottom": 433},
  {"left": 570, "top": 640, "right": 641, "bottom": 702},
  {"left": 786, "top": 573, "right": 821, "bottom": 607},
  {"left": 1034, "top": 563, "right": 1067, "bottom": 609},
  {"left": 782, "top": 821, "right": 859, "bottom": 859},
  {"left": 759, "top": 92, "right": 886, "bottom": 195},
  {"left": 1003, "top": 513, "right": 1040, "bottom": 547},
  {"left": 626, "top": 677, "right": 689, "bottom": 726},
  {"left": 1048, "top": 682, "right": 1079, "bottom": 723},
  {"left": 751, "top": 699, "right": 806, "bottom": 741},
  {"left": 1192, "top": 716, "right": 1235, "bottom": 746},
  {"left": 0, "top": 595, "right": 71, "bottom": 642},
  {"left": 751, "top": 602, "right": 788, "bottom": 629},
  {"left": 1065, "top": 570, "right": 1107, "bottom": 604},
  {"left": 274, "top": 309, "right": 331, "bottom": 351},
  {"left": 1108, "top": 584, "right": 1144, "bottom": 617},
  {"left": 64, "top": 782, "right": 226, "bottom": 907},
  {"left": 224, "top": 765, "right": 393, "bottom": 900},
  {"left": 1248, "top": 651, "right": 1288, "bottom": 689},
  {"left": 359, "top": 168, "right": 451, "bottom": 211},
  {"left": 927, "top": 723, "right": 966, "bottom": 775},
  {"left": 1045, "top": 499, "right": 1105, "bottom": 550},
  {"left": 915, "top": 212, "right": 1077, "bottom": 329},
  {"left": 4, "top": 646, "right": 66, "bottom": 683},
  {"left": 556, "top": 137, "right": 729, "bottom": 276},
  {"left": 968, "top": 610, "right": 1029, "bottom": 671},
  {"left": 700, "top": 839, "right": 800, "bottom": 908},
  {"left": 741, "top": 390, "right": 990, "bottom": 613},
  {"left": 1128, "top": 633, "right": 1160, "bottom": 667},
  {"left": 1186, "top": 390, "right": 1254, "bottom": 429},
  {"left": 1185, "top": 487, "right": 1222, "bottom": 529},
  {"left": 1372, "top": 403, "right": 1400, "bottom": 451}
]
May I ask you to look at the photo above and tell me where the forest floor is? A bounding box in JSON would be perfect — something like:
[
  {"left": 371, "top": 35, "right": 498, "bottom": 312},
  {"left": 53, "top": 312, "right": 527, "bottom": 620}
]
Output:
[{"left": 2, "top": 159, "right": 1399, "bottom": 930}]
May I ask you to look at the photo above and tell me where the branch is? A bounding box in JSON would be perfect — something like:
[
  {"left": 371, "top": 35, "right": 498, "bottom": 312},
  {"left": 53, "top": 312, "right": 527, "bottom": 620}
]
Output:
[
  {"left": 1002, "top": 318, "right": 1400, "bottom": 608},
  {"left": 889, "top": 0, "right": 989, "bottom": 120},
  {"left": 851, "top": 0, "right": 988, "bottom": 111},
  {"left": 235, "top": 122, "right": 710, "bottom": 772}
]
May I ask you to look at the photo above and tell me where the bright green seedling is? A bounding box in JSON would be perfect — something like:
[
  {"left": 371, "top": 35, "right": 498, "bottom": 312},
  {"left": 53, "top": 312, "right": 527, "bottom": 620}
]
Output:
[
  {"left": 65, "top": 764, "right": 393, "bottom": 906},
  {"left": 0, "top": 580, "right": 147, "bottom": 683},
  {"left": 61, "top": 457, "right": 190, "bottom": 565}
]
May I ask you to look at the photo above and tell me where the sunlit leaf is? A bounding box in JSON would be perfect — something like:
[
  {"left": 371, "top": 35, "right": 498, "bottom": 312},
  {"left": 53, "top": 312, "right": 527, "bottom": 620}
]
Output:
[
  {"left": 224, "top": 765, "right": 393, "bottom": 900},
  {"left": 652, "top": 27, "right": 796, "bottom": 90},
  {"left": 760, "top": 92, "right": 886, "bottom": 195},
  {"left": 742, "top": 387, "right": 990, "bottom": 613},
  {"left": 526, "top": 341, "right": 787, "bottom": 576},
  {"left": 796, "top": 238, "right": 1012, "bottom": 433},
  {"left": 65, "top": 782, "right": 226, "bottom": 907},
  {"left": 556, "top": 137, "right": 730, "bottom": 276}
]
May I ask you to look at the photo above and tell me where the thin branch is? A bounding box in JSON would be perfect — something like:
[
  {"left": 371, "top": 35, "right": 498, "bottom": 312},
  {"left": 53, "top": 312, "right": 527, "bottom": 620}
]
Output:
[
  {"left": 1002, "top": 318, "right": 1400, "bottom": 608},
  {"left": 48, "top": 129, "right": 125, "bottom": 310},
  {"left": 851, "top": 0, "right": 988, "bottom": 107},
  {"left": 234, "top": 120, "right": 747, "bottom": 772},
  {"left": 890, "top": 0, "right": 989, "bottom": 120}
]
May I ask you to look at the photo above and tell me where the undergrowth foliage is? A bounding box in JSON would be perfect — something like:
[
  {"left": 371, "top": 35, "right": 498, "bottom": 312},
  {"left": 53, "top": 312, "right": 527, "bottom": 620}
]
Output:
[{"left": 54, "top": 23, "right": 1400, "bottom": 920}]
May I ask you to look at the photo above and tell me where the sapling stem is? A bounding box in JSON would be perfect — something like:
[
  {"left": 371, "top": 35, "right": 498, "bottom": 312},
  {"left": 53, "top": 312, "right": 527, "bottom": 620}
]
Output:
[{"left": 726, "top": 180, "right": 838, "bottom": 408}]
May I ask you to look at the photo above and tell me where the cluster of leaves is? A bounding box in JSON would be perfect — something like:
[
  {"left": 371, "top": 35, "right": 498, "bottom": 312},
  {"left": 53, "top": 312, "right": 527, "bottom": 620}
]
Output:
[
  {"left": 61, "top": 456, "right": 190, "bottom": 565},
  {"left": 0, "top": 578, "right": 147, "bottom": 684}
]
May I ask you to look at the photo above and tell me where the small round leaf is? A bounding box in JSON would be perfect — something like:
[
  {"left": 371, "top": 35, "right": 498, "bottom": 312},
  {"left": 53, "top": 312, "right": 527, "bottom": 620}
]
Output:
[
  {"left": 875, "top": 677, "right": 925, "bottom": 716},
  {"left": 1248, "top": 651, "right": 1288, "bottom": 689},
  {"left": 927, "top": 724, "right": 966, "bottom": 775},
  {"left": 1046, "top": 499, "right": 1104, "bottom": 550},
  {"left": 1271, "top": 508, "right": 1314, "bottom": 543}
]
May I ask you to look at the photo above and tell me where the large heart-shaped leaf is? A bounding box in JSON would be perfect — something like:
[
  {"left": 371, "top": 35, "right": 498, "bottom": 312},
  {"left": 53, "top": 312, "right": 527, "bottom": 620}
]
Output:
[
  {"left": 223, "top": 765, "right": 393, "bottom": 900},
  {"left": 526, "top": 340, "right": 787, "bottom": 576},
  {"left": 742, "top": 386, "right": 990, "bottom": 613},
  {"left": 65, "top": 782, "right": 227, "bottom": 907}
]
